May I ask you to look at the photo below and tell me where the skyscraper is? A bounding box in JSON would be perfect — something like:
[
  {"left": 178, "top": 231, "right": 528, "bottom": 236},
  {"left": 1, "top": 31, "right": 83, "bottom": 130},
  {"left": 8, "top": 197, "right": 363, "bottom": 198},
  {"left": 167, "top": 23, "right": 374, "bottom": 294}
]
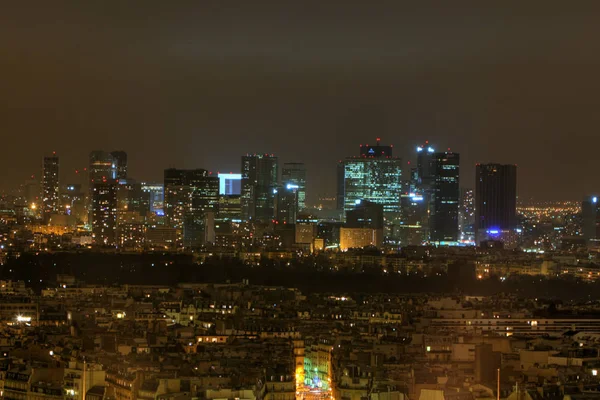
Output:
[
  {"left": 341, "top": 138, "right": 403, "bottom": 241},
  {"left": 276, "top": 184, "right": 299, "bottom": 224},
  {"left": 282, "top": 162, "right": 307, "bottom": 210},
  {"left": 241, "top": 154, "right": 278, "bottom": 222},
  {"left": 141, "top": 182, "right": 164, "bottom": 215},
  {"left": 61, "top": 184, "right": 86, "bottom": 222},
  {"left": 416, "top": 141, "right": 436, "bottom": 188},
  {"left": 91, "top": 181, "right": 118, "bottom": 246},
  {"left": 218, "top": 173, "right": 242, "bottom": 195},
  {"left": 431, "top": 151, "right": 460, "bottom": 242},
  {"left": 164, "top": 169, "right": 219, "bottom": 248},
  {"left": 412, "top": 141, "right": 437, "bottom": 241},
  {"left": 110, "top": 151, "right": 128, "bottom": 180},
  {"left": 475, "top": 163, "right": 518, "bottom": 243},
  {"left": 42, "top": 154, "right": 59, "bottom": 223},
  {"left": 397, "top": 193, "right": 428, "bottom": 246},
  {"left": 459, "top": 188, "right": 475, "bottom": 241},
  {"left": 89, "top": 151, "right": 117, "bottom": 191},
  {"left": 340, "top": 200, "right": 384, "bottom": 250},
  {"left": 582, "top": 195, "right": 600, "bottom": 247}
]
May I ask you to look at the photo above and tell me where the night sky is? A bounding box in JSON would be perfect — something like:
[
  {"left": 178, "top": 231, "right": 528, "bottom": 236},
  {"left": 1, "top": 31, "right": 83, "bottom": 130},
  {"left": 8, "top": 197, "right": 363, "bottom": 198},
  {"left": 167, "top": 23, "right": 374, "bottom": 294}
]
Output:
[{"left": 2, "top": 2, "right": 600, "bottom": 202}]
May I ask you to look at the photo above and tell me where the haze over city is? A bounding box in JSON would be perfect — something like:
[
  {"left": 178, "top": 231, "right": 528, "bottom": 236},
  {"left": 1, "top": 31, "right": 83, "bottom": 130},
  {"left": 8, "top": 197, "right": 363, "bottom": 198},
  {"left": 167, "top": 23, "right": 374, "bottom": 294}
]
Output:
[{"left": 3, "top": 2, "right": 600, "bottom": 200}]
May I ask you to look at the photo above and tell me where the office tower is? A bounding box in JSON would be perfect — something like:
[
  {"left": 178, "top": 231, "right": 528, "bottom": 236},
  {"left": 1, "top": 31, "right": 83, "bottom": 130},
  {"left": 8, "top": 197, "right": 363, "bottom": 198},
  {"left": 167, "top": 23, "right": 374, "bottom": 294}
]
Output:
[
  {"left": 407, "top": 167, "right": 419, "bottom": 194},
  {"left": 110, "top": 151, "right": 128, "bottom": 180},
  {"left": 115, "top": 181, "right": 147, "bottom": 250},
  {"left": 218, "top": 173, "right": 242, "bottom": 195},
  {"left": 459, "top": 188, "right": 475, "bottom": 241},
  {"left": 89, "top": 151, "right": 117, "bottom": 187},
  {"left": 241, "top": 154, "right": 278, "bottom": 222},
  {"left": 340, "top": 200, "right": 384, "bottom": 250},
  {"left": 116, "top": 180, "right": 151, "bottom": 217},
  {"left": 411, "top": 141, "right": 437, "bottom": 241},
  {"left": 282, "top": 163, "right": 307, "bottom": 210},
  {"left": 341, "top": 138, "right": 402, "bottom": 241},
  {"left": 164, "top": 168, "right": 219, "bottom": 248},
  {"left": 42, "top": 154, "right": 60, "bottom": 223},
  {"left": 141, "top": 182, "right": 164, "bottom": 215},
  {"left": 218, "top": 195, "right": 242, "bottom": 221},
  {"left": 91, "top": 181, "right": 118, "bottom": 246},
  {"left": 430, "top": 151, "right": 460, "bottom": 242},
  {"left": 317, "top": 221, "right": 342, "bottom": 248},
  {"left": 416, "top": 141, "right": 436, "bottom": 187},
  {"left": 397, "top": 193, "right": 428, "bottom": 246},
  {"left": 345, "top": 200, "right": 384, "bottom": 229},
  {"left": 277, "top": 184, "right": 299, "bottom": 224},
  {"left": 60, "top": 184, "right": 86, "bottom": 222},
  {"left": 582, "top": 195, "right": 600, "bottom": 247},
  {"left": 475, "top": 163, "right": 518, "bottom": 243}
]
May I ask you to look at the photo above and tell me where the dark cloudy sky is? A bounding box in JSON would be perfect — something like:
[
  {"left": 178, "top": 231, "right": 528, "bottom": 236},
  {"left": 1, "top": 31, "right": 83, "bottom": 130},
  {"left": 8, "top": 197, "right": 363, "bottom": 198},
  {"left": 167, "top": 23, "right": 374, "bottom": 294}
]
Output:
[{"left": 2, "top": 2, "right": 600, "bottom": 202}]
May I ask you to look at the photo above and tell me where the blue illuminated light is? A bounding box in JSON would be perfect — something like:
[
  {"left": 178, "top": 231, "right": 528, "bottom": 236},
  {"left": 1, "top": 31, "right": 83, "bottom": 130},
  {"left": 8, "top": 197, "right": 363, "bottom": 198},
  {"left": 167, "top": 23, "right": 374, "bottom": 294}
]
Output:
[
  {"left": 155, "top": 210, "right": 165, "bottom": 216},
  {"left": 427, "top": 147, "right": 434, "bottom": 153},
  {"left": 218, "top": 173, "right": 242, "bottom": 195},
  {"left": 355, "top": 199, "right": 362, "bottom": 205},
  {"left": 594, "top": 196, "right": 598, "bottom": 204},
  {"left": 409, "top": 193, "right": 423, "bottom": 202},
  {"left": 416, "top": 147, "right": 423, "bottom": 152},
  {"left": 368, "top": 148, "right": 375, "bottom": 154},
  {"left": 286, "top": 183, "right": 299, "bottom": 190},
  {"left": 273, "top": 188, "right": 278, "bottom": 194},
  {"left": 487, "top": 229, "right": 500, "bottom": 235}
]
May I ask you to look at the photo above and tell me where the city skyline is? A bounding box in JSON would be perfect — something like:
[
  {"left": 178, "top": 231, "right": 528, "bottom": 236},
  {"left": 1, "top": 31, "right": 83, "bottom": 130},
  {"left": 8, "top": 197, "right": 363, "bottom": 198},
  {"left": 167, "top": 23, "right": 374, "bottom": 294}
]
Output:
[
  {"left": 8, "top": 142, "right": 526, "bottom": 206},
  {"left": 2, "top": 3, "right": 600, "bottom": 201},
  {"left": 2, "top": 5, "right": 600, "bottom": 400}
]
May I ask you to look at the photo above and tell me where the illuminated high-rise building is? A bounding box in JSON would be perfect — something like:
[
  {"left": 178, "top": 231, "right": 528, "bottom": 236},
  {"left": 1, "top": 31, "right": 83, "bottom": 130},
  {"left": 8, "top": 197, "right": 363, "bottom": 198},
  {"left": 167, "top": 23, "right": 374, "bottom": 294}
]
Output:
[
  {"left": 218, "top": 173, "right": 242, "bottom": 195},
  {"left": 164, "top": 168, "right": 219, "bottom": 248},
  {"left": 416, "top": 141, "right": 436, "bottom": 187},
  {"left": 110, "top": 151, "right": 128, "bottom": 180},
  {"left": 218, "top": 195, "right": 242, "bottom": 221},
  {"left": 91, "top": 181, "right": 118, "bottom": 246},
  {"left": 89, "top": 151, "right": 117, "bottom": 188},
  {"left": 411, "top": 141, "right": 437, "bottom": 240},
  {"left": 475, "top": 163, "right": 518, "bottom": 243},
  {"left": 276, "top": 184, "right": 299, "bottom": 224},
  {"left": 341, "top": 200, "right": 384, "bottom": 250},
  {"left": 60, "top": 184, "right": 86, "bottom": 222},
  {"left": 141, "top": 182, "right": 164, "bottom": 215},
  {"left": 582, "top": 195, "right": 600, "bottom": 248},
  {"left": 459, "top": 188, "right": 475, "bottom": 240},
  {"left": 430, "top": 151, "right": 460, "bottom": 242},
  {"left": 345, "top": 200, "right": 384, "bottom": 229},
  {"left": 241, "top": 154, "right": 278, "bottom": 222},
  {"left": 341, "top": 138, "right": 402, "bottom": 241},
  {"left": 42, "top": 154, "right": 60, "bottom": 223},
  {"left": 282, "top": 163, "right": 306, "bottom": 210},
  {"left": 397, "top": 193, "right": 428, "bottom": 246}
]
